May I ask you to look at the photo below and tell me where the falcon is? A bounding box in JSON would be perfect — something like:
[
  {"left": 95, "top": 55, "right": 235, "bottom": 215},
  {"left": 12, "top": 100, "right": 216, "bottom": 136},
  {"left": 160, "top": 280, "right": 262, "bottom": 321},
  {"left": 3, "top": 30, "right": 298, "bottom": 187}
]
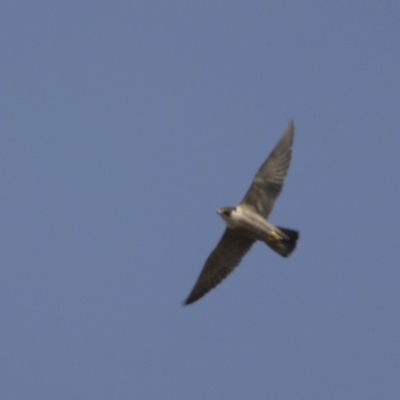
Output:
[{"left": 184, "top": 121, "right": 299, "bottom": 305}]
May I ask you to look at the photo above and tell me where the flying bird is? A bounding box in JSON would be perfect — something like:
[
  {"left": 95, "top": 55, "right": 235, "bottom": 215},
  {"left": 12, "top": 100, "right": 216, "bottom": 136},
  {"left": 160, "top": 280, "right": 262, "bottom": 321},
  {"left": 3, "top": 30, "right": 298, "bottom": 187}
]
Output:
[{"left": 184, "top": 121, "right": 299, "bottom": 305}]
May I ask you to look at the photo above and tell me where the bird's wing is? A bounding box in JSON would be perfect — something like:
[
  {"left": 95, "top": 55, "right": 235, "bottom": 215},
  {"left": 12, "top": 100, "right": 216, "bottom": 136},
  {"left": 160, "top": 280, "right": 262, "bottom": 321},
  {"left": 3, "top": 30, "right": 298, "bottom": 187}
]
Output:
[
  {"left": 240, "top": 121, "right": 294, "bottom": 218},
  {"left": 184, "top": 229, "right": 254, "bottom": 305}
]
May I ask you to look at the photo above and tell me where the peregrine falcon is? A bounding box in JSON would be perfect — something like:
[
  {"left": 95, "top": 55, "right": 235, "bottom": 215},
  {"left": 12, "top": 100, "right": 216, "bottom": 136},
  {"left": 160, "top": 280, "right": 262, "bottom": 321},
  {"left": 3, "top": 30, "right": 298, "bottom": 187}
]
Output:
[{"left": 184, "top": 121, "right": 299, "bottom": 305}]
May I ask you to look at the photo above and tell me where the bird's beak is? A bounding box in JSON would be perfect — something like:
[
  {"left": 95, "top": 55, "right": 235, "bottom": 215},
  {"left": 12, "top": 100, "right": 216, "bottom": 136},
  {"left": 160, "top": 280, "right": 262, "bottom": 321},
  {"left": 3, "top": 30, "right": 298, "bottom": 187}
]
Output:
[{"left": 217, "top": 208, "right": 223, "bottom": 215}]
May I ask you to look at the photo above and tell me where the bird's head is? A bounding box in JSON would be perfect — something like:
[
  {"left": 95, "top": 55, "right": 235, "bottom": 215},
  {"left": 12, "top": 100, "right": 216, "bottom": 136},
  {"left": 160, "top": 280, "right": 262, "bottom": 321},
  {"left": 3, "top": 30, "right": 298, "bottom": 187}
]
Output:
[{"left": 217, "top": 207, "right": 235, "bottom": 218}]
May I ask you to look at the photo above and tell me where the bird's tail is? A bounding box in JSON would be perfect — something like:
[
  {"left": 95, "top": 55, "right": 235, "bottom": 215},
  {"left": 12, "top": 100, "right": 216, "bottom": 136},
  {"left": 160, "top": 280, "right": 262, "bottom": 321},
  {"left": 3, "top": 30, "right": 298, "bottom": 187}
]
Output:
[{"left": 265, "top": 226, "right": 299, "bottom": 258}]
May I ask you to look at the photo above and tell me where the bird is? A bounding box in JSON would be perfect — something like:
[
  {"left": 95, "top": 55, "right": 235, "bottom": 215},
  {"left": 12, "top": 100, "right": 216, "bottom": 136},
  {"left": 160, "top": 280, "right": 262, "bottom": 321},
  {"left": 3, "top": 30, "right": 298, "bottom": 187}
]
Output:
[{"left": 183, "top": 121, "right": 299, "bottom": 305}]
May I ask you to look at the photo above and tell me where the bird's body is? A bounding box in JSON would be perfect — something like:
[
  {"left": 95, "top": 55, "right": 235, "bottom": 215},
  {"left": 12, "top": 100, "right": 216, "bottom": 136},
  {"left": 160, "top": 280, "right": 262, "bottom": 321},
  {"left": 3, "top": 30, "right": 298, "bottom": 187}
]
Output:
[
  {"left": 219, "top": 205, "right": 279, "bottom": 240},
  {"left": 184, "top": 121, "right": 299, "bottom": 305}
]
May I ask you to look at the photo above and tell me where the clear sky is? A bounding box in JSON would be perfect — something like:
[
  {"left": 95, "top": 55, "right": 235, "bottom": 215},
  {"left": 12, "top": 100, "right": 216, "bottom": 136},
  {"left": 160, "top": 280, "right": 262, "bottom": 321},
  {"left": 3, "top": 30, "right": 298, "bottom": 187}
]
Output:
[{"left": 2, "top": 1, "right": 399, "bottom": 399}]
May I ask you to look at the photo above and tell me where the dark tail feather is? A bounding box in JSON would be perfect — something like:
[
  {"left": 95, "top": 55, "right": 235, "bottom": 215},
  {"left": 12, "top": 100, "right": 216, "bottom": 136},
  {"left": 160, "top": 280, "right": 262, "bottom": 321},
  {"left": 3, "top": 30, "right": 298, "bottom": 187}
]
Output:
[{"left": 267, "top": 227, "right": 299, "bottom": 258}]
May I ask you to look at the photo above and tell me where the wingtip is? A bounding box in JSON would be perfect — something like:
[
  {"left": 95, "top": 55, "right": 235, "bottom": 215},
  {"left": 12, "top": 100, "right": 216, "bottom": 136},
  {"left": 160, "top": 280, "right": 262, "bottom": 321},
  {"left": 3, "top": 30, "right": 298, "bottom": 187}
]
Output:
[{"left": 182, "top": 293, "right": 200, "bottom": 306}]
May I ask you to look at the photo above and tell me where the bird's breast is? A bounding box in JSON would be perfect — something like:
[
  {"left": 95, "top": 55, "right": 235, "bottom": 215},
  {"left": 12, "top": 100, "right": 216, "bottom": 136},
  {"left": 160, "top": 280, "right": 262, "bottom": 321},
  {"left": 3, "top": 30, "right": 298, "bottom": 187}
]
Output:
[{"left": 228, "top": 206, "right": 273, "bottom": 237}]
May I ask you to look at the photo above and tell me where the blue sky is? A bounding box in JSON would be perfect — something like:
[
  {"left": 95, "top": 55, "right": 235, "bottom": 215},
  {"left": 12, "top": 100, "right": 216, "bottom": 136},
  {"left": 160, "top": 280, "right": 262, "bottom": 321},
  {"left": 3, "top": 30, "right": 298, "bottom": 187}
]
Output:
[{"left": 1, "top": 1, "right": 399, "bottom": 399}]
